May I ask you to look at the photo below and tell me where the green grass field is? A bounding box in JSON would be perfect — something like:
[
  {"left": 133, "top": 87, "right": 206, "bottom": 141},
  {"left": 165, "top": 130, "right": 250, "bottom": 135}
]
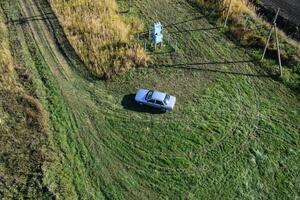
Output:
[{"left": 1, "top": 0, "right": 299, "bottom": 199}]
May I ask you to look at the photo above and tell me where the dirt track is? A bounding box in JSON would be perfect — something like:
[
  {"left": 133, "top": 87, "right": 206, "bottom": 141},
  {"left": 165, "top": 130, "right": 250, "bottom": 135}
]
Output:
[{"left": 262, "top": 0, "right": 300, "bottom": 26}]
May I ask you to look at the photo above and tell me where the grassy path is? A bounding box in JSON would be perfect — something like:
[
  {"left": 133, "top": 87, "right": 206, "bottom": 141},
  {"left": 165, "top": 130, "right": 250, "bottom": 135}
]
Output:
[{"left": 2, "top": 0, "right": 300, "bottom": 199}]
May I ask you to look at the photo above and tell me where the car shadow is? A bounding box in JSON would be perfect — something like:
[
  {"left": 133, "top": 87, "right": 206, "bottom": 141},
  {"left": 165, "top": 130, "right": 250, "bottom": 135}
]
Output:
[{"left": 121, "top": 94, "right": 166, "bottom": 114}]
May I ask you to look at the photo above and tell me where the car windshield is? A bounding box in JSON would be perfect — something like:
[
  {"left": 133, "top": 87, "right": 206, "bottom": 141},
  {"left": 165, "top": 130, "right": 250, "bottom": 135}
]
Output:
[
  {"left": 146, "top": 90, "right": 154, "bottom": 100},
  {"left": 164, "top": 94, "right": 170, "bottom": 105}
]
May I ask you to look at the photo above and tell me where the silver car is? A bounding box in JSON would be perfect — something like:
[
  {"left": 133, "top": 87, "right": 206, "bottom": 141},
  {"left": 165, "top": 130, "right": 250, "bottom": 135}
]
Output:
[{"left": 135, "top": 88, "right": 176, "bottom": 111}]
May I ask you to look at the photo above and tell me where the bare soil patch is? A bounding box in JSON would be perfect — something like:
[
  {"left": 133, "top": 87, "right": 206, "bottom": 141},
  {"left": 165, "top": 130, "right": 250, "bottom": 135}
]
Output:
[
  {"left": 262, "top": 0, "right": 300, "bottom": 26},
  {"left": 254, "top": 0, "right": 300, "bottom": 40}
]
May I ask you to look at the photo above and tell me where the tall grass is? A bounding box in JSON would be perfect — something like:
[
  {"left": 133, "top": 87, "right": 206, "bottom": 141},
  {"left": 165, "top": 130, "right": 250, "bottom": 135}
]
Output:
[
  {"left": 0, "top": 16, "right": 16, "bottom": 90},
  {"left": 0, "top": 12, "right": 52, "bottom": 198},
  {"left": 193, "top": 0, "right": 252, "bottom": 14},
  {"left": 50, "top": 0, "right": 149, "bottom": 79}
]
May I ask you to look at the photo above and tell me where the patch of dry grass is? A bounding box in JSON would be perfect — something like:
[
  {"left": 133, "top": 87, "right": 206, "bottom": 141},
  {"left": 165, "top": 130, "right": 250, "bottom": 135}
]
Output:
[
  {"left": 0, "top": 16, "right": 16, "bottom": 90},
  {"left": 50, "top": 0, "right": 149, "bottom": 79},
  {"left": 192, "top": 0, "right": 252, "bottom": 13},
  {"left": 222, "top": 0, "right": 254, "bottom": 15},
  {"left": 0, "top": 12, "right": 52, "bottom": 198}
]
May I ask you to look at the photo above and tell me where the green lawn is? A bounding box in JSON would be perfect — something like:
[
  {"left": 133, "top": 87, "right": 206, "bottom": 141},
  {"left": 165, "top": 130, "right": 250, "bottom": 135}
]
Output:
[{"left": 2, "top": 0, "right": 299, "bottom": 199}]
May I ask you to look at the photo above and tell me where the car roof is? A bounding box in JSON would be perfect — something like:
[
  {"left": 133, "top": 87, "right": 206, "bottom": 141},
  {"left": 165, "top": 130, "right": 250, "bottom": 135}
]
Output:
[{"left": 151, "top": 90, "right": 166, "bottom": 101}]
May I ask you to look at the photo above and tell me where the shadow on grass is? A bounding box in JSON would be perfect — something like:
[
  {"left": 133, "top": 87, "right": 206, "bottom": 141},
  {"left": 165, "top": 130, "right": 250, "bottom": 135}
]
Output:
[
  {"left": 27, "top": 0, "right": 95, "bottom": 81},
  {"left": 8, "top": 13, "right": 55, "bottom": 24},
  {"left": 150, "top": 59, "right": 272, "bottom": 78},
  {"left": 117, "top": 9, "right": 130, "bottom": 14},
  {"left": 137, "top": 15, "right": 208, "bottom": 36},
  {"left": 169, "top": 26, "right": 222, "bottom": 34},
  {"left": 164, "top": 16, "right": 206, "bottom": 28},
  {"left": 121, "top": 94, "right": 166, "bottom": 114},
  {"left": 148, "top": 51, "right": 175, "bottom": 55}
]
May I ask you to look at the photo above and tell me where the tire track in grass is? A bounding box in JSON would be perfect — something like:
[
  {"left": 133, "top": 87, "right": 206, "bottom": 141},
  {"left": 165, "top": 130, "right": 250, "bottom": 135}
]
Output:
[
  {"left": 47, "top": 65, "right": 209, "bottom": 195},
  {"left": 133, "top": 0, "right": 252, "bottom": 150},
  {"left": 99, "top": 75, "right": 258, "bottom": 198},
  {"left": 16, "top": 0, "right": 106, "bottom": 198},
  {"left": 119, "top": 0, "right": 266, "bottom": 196},
  {"left": 157, "top": 0, "right": 260, "bottom": 162},
  {"left": 190, "top": 76, "right": 260, "bottom": 197},
  {"left": 102, "top": 78, "right": 243, "bottom": 159},
  {"left": 71, "top": 107, "right": 201, "bottom": 195},
  {"left": 18, "top": 1, "right": 71, "bottom": 81},
  {"left": 196, "top": 58, "right": 261, "bottom": 166},
  {"left": 205, "top": 65, "right": 298, "bottom": 198},
  {"left": 85, "top": 79, "right": 248, "bottom": 197},
  {"left": 201, "top": 57, "right": 263, "bottom": 196},
  {"left": 107, "top": 82, "right": 244, "bottom": 158},
  {"left": 22, "top": 0, "right": 156, "bottom": 197},
  {"left": 212, "top": 75, "right": 262, "bottom": 198}
]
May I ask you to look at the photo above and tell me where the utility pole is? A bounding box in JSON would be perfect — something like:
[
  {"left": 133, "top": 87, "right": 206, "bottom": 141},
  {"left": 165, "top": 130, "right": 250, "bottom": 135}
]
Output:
[
  {"left": 261, "top": 8, "right": 283, "bottom": 77},
  {"left": 261, "top": 8, "right": 280, "bottom": 61},
  {"left": 129, "top": 0, "right": 132, "bottom": 12},
  {"left": 224, "top": 0, "right": 233, "bottom": 27},
  {"left": 274, "top": 23, "right": 283, "bottom": 77}
]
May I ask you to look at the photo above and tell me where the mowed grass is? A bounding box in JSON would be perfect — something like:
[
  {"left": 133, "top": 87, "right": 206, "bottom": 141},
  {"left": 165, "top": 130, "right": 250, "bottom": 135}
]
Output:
[{"left": 3, "top": 0, "right": 300, "bottom": 199}]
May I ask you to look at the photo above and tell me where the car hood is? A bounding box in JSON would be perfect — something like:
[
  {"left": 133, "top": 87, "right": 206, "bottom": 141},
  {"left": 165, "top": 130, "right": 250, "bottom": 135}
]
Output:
[{"left": 166, "top": 96, "right": 176, "bottom": 110}]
